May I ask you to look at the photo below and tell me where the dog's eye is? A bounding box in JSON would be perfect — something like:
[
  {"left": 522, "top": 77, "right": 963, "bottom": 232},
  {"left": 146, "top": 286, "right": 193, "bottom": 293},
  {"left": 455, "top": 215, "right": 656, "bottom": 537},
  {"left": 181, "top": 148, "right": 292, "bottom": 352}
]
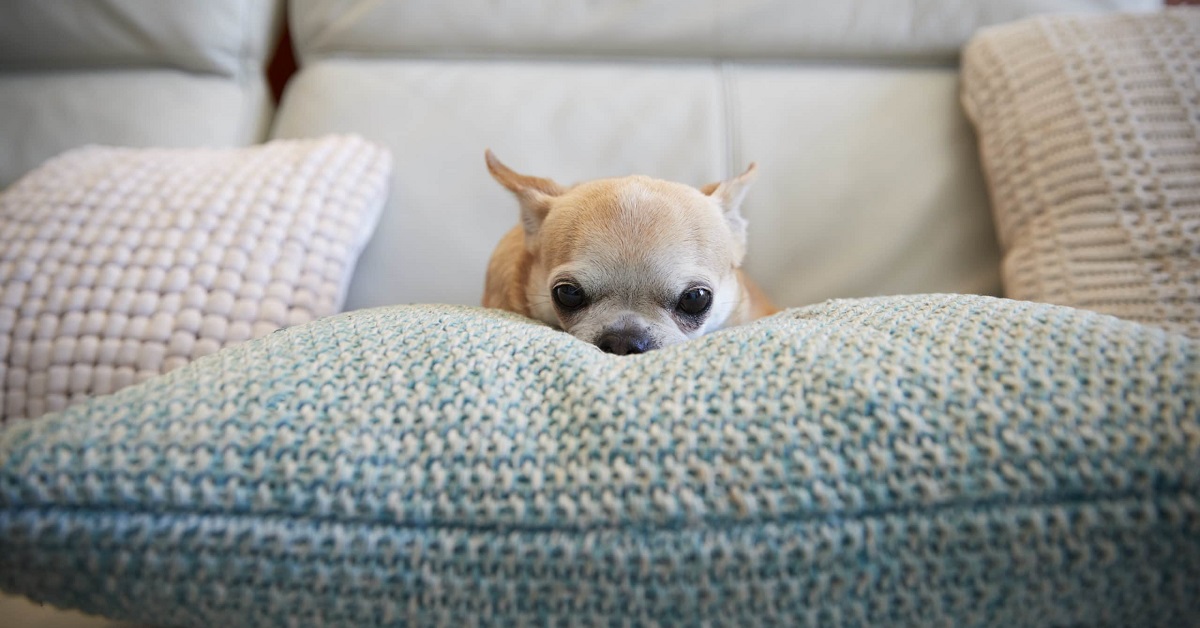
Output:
[
  {"left": 677, "top": 287, "right": 712, "bottom": 316},
  {"left": 552, "top": 283, "right": 587, "bottom": 310}
]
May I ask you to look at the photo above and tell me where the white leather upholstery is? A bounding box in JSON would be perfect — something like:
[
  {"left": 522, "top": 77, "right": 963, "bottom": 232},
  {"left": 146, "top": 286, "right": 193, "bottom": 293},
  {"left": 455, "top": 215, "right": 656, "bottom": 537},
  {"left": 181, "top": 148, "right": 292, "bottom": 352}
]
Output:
[
  {"left": 278, "top": 0, "right": 1155, "bottom": 311},
  {"left": 0, "top": 0, "right": 281, "bottom": 77},
  {"left": 272, "top": 60, "right": 728, "bottom": 309},
  {"left": 292, "top": 0, "right": 1157, "bottom": 63},
  {"left": 0, "top": 0, "right": 283, "bottom": 189},
  {"left": 731, "top": 66, "right": 1002, "bottom": 304},
  {"left": 272, "top": 60, "right": 1003, "bottom": 310},
  {"left": 0, "top": 71, "right": 272, "bottom": 190}
]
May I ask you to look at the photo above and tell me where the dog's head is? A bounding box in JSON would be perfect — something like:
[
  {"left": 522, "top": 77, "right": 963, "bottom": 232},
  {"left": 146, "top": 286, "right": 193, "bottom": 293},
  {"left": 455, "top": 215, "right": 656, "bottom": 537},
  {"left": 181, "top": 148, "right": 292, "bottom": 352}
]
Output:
[{"left": 487, "top": 151, "right": 757, "bottom": 354}]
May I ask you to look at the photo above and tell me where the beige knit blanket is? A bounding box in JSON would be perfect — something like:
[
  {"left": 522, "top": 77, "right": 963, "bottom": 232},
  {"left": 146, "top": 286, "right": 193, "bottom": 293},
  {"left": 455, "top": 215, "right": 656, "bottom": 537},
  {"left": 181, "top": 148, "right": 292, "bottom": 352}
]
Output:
[{"left": 962, "top": 9, "right": 1200, "bottom": 337}]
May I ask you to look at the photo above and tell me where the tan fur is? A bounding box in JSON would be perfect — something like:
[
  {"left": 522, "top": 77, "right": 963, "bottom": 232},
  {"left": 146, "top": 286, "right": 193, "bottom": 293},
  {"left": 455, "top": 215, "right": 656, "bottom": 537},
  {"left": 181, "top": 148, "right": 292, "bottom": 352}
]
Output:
[
  {"left": 482, "top": 150, "right": 778, "bottom": 351},
  {"left": 482, "top": 225, "right": 533, "bottom": 314},
  {"left": 733, "top": 269, "right": 780, "bottom": 322}
]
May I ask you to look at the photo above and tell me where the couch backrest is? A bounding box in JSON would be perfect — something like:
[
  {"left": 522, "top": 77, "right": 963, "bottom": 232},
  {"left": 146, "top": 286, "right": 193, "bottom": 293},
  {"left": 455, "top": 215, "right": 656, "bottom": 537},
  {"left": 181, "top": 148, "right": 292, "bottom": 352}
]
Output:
[
  {"left": 272, "top": 0, "right": 1158, "bottom": 311},
  {"left": 291, "top": 0, "right": 1158, "bottom": 63},
  {"left": 0, "top": 0, "right": 281, "bottom": 78},
  {"left": 0, "top": 0, "right": 284, "bottom": 189}
]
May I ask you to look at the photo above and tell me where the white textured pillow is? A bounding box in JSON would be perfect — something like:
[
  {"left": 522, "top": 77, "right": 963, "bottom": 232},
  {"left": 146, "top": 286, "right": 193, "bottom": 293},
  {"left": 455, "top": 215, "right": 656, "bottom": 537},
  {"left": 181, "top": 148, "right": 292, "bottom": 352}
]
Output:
[
  {"left": 961, "top": 9, "right": 1200, "bottom": 337},
  {"left": 0, "top": 135, "right": 392, "bottom": 421}
]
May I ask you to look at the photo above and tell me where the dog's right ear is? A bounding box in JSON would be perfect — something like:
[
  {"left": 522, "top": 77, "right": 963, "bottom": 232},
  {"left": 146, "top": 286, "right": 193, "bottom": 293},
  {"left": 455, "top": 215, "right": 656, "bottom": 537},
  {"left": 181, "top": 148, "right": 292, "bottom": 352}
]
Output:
[
  {"left": 700, "top": 163, "right": 758, "bottom": 264},
  {"left": 486, "top": 150, "right": 563, "bottom": 237}
]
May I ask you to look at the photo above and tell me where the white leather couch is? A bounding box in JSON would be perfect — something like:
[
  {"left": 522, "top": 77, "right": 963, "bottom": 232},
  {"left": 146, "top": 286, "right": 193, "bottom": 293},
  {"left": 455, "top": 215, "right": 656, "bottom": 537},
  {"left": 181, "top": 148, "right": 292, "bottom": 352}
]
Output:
[
  {"left": 272, "top": 0, "right": 1155, "bottom": 313},
  {"left": 0, "top": 0, "right": 1161, "bottom": 625},
  {"left": 0, "top": 0, "right": 283, "bottom": 191}
]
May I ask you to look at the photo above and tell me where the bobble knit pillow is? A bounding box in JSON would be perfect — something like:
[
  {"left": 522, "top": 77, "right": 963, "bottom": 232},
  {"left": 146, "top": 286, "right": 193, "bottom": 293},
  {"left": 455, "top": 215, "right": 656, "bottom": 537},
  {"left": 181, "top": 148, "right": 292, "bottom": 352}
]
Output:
[
  {"left": 1, "top": 295, "right": 1198, "bottom": 626},
  {"left": 961, "top": 9, "right": 1200, "bottom": 337},
  {"left": 0, "top": 135, "right": 391, "bottom": 421}
]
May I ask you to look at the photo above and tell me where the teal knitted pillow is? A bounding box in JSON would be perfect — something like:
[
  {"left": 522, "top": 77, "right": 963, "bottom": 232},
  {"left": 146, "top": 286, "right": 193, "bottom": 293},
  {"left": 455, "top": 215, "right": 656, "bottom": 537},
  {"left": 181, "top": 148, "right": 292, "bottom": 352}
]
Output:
[{"left": 1, "top": 295, "right": 1197, "bottom": 627}]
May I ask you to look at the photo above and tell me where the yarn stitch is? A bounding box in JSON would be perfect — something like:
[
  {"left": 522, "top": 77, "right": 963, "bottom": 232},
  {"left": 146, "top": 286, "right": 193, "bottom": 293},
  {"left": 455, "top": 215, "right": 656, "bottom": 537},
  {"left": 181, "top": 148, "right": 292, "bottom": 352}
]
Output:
[
  {"left": 0, "top": 135, "right": 392, "bottom": 421},
  {"left": 0, "top": 295, "right": 1198, "bottom": 626},
  {"left": 961, "top": 9, "right": 1200, "bottom": 337}
]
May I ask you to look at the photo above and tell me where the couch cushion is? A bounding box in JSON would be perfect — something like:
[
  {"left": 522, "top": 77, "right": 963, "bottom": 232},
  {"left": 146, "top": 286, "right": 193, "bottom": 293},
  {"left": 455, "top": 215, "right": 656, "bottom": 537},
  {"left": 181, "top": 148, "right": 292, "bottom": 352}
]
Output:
[
  {"left": 961, "top": 9, "right": 1200, "bottom": 337},
  {"left": 290, "top": 0, "right": 1158, "bottom": 64},
  {"left": 732, "top": 66, "right": 1003, "bottom": 304},
  {"left": 1, "top": 295, "right": 1197, "bottom": 626},
  {"left": 0, "top": 136, "right": 391, "bottom": 422},
  {"left": 272, "top": 59, "right": 727, "bottom": 309},
  {"left": 0, "top": 0, "right": 284, "bottom": 189},
  {"left": 274, "top": 1, "right": 1161, "bottom": 309},
  {"left": 273, "top": 59, "right": 1003, "bottom": 310},
  {"left": 0, "top": 72, "right": 273, "bottom": 190},
  {"left": 0, "top": 0, "right": 281, "bottom": 77}
]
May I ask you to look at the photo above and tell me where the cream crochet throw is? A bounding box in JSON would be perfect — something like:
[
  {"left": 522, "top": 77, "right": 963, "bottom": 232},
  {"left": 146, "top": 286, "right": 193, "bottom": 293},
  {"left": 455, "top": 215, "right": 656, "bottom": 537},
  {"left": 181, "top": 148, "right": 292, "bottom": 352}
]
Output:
[{"left": 962, "top": 9, "right": 1200, "bottom": 337}]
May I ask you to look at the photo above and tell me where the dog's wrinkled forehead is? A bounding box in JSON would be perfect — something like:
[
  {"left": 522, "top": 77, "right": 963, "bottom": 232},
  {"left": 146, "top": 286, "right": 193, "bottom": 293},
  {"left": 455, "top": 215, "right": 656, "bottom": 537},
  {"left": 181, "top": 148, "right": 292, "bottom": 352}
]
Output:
[{"left": 538, "top": 176, "right": 734, "bottom": 274}]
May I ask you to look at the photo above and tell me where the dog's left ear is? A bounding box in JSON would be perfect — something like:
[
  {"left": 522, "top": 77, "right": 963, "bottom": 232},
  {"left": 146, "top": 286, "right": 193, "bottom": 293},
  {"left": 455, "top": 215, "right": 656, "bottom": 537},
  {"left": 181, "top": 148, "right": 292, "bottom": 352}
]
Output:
[{"left": 700, "top": 163, "right": 758, "bottom": 262}]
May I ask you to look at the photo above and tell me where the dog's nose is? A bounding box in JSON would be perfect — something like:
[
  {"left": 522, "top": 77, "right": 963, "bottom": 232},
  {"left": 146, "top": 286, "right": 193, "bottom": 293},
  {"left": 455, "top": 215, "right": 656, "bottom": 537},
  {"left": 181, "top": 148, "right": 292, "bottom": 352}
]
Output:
[{"left": 597, "top": 330, "right": 653, "bottom": 355}]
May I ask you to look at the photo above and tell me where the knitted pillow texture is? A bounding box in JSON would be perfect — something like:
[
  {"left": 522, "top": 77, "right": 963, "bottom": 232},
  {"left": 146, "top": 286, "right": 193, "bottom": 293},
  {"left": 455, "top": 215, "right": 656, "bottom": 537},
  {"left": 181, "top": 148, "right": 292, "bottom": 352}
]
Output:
[
  {"left": 961, "top": 9, "right": 1200, "bottom": 337},
  {"left": 1, "top": 295, "right": 1197, "bottom": 627},
  {"left": 0, "top": 135, "right": 392, "bottom": 422}
]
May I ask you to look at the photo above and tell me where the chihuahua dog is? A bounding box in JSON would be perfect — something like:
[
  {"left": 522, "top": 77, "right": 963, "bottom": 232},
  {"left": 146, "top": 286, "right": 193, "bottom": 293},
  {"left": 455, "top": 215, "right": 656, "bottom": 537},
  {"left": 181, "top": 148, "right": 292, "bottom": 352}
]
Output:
[{"left": 482, "top": 151, "right": 778, "bottom": 355}]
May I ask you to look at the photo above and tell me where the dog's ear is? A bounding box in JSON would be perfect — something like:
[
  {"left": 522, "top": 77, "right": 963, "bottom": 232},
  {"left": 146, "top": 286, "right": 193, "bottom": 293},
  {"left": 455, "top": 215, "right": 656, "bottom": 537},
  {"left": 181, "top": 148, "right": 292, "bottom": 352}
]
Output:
[
  {"left": 701, "top": 163, "right": 758, "bottom": 261},
  {"left": 486, "top": 150, "right": 563, "bottom": 237}
]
